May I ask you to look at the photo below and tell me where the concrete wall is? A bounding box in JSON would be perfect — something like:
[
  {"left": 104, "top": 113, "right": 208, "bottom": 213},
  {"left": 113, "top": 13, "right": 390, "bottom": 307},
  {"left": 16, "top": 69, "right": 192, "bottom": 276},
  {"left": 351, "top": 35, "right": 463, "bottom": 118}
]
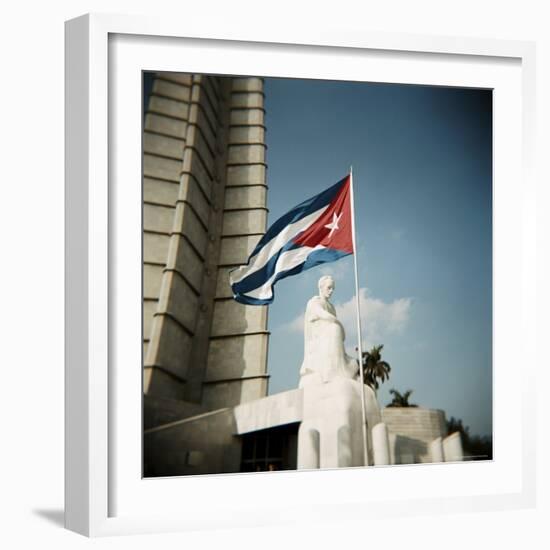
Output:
[
  {"left": 381, "top": 407, "right": 447, "bottom": 464},
  {"left": 205, "top": 77, "right": 269, "bottom": 410},
  {"left": 144, "top": 388, "right": 302, "bottom": 476},
  {"left": 144, "top": 73, "right": 222, "bottom": 400},
  {"left": 143, "top": 72, "right": 194, "bottom": 399},
  {"left": 142, "top": 73, "right": 269, "bottom": 427},
  {"left": 144, "top": 408, "right": 242, "bottom": 477}
]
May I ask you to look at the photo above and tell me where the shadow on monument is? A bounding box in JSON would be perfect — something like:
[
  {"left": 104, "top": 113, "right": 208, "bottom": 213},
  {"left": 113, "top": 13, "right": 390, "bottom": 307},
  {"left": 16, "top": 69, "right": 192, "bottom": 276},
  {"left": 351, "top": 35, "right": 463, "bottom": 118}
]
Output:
[
  {"left": 393, "top": 434, "right": 427, "bottom": 465},
  {"left": 144, "top": 308, "right": 258, "bottom": 477}
]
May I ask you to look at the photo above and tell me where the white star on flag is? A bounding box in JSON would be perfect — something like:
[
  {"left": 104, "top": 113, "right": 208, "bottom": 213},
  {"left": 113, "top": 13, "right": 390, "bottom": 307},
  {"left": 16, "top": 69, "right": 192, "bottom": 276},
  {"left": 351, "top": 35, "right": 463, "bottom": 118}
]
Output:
[{"left": 324, "top": 212, "right": 342, "bottom": 238}]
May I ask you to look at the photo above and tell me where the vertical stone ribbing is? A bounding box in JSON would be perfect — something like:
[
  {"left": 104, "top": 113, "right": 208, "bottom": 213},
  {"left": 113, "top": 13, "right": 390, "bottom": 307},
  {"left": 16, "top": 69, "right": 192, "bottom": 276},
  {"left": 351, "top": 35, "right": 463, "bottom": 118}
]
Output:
[
  {"left": 183, "top": 76, "right": 232, "bottom": 403},
  {"left": 143, "top": 74, "right": 270, "bottom": 417},
  {"left": 143, "top": 73, "right": 192, "bottom": 393},
  {"left": 145, "top": 75, "right": 221, "bottom": 399},
  {"left": 202, "top": 77, "right": 270, "bottom": 410}
]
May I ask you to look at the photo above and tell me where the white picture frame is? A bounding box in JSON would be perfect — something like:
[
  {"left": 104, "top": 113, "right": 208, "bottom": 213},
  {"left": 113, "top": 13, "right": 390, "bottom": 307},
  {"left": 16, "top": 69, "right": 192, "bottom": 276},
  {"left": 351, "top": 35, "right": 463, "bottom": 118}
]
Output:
[{"left": 65, "top": 13, "right": 536, "bottom": 537}]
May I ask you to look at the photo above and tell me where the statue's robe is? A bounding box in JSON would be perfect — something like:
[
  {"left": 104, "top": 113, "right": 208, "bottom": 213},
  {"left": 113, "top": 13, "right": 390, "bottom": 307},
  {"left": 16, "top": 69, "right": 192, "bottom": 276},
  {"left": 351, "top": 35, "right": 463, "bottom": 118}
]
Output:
[{"left": 299, "top": 296, "right": 359, "bottom": 387}]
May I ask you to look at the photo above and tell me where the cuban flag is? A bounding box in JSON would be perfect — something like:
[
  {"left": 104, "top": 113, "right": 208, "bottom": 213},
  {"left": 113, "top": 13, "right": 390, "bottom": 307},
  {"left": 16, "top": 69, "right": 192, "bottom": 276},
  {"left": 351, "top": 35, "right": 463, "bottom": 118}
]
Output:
[{"left": 230, "top": 174, "right": 354, "bottom": 305}]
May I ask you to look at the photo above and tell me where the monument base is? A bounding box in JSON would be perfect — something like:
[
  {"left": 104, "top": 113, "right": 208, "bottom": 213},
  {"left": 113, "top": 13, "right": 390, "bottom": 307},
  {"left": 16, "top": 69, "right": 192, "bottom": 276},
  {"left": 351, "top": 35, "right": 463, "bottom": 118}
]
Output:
[{"left": 297, "top": 378, "right": 381, "bottom": 469}]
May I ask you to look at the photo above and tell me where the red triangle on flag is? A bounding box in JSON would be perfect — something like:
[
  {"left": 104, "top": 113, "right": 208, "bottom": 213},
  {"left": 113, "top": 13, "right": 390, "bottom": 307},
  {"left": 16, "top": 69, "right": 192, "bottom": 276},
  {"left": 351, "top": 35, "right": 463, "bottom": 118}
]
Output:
[{"left": 292, "top": 175, "right": 354, "bottom": 254}]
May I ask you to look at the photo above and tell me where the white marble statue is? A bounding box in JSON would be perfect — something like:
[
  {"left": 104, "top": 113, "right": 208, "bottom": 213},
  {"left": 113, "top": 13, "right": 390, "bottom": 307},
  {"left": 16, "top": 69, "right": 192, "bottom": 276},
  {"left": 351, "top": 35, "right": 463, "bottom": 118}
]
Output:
[{"left": 299, "top": 275, "right": 359, "bottom": 388}]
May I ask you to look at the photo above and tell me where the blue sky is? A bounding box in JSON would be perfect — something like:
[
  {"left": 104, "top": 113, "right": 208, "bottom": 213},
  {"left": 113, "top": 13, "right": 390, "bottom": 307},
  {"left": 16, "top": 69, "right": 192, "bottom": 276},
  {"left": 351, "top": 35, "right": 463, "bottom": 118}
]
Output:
[{"left": 262, "top": 78, "right": 492, "bottom": 437}]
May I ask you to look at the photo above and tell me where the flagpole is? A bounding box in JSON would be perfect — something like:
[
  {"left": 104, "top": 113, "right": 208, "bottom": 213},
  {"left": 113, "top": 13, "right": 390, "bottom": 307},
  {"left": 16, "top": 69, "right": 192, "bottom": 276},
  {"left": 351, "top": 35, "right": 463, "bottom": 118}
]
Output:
[{"left": 349, "top": 166, "right": 369, "bottom": 466}]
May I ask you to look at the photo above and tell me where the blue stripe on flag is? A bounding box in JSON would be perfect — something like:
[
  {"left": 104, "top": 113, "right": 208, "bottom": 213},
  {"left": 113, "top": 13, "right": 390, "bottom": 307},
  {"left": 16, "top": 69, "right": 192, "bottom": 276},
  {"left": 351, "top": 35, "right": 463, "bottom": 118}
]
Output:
[
  {"left": 231, "top": 239, "right": 302, "bottom": 295},
  {"left": 233, "top": 247, "right": 351, "bottom": 305}
]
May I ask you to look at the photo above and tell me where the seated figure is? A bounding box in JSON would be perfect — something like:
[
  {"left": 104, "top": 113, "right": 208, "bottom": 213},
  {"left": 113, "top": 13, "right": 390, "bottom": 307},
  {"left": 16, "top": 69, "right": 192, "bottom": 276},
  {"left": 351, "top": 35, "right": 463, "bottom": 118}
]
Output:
[{"left": 299, "top": 275, "right": 359, "bottom": 388}]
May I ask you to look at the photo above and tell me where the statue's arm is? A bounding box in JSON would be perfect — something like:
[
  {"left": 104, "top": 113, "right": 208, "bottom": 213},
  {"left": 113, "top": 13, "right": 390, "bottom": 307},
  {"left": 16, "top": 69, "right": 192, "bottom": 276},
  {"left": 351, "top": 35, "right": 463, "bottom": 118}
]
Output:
[{"left": 306, "top": 298, "right": 339, "bottom": 323}]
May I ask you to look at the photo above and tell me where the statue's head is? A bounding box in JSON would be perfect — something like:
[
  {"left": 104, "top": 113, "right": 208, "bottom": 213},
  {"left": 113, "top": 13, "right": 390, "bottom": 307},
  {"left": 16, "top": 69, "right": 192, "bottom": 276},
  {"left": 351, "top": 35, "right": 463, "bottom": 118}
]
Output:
[{"left": 318, "top": 275, "right": 335, "bottom": 299}]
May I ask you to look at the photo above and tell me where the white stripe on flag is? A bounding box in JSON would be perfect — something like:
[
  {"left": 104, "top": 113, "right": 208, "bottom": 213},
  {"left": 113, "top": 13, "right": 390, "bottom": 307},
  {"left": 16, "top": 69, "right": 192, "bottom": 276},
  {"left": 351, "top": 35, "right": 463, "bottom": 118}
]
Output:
[
  {"left": 230, "top": 205, "right": 328, "bottom": 285},
  {"left": 243, "top": 244, "right": 325, "bottom": 300}
]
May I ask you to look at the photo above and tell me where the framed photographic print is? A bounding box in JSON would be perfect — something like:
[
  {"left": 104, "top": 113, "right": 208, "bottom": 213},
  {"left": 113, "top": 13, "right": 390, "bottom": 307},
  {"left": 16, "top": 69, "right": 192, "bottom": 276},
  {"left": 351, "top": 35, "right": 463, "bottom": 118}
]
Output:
[{"left": 65, "top": 13, "right": 536, "bottom": 536}]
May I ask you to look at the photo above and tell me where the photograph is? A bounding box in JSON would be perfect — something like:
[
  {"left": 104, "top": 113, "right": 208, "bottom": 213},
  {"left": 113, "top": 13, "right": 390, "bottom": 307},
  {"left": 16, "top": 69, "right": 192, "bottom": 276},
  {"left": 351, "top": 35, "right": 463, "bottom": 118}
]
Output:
[{"left": 141, "top": 71, "right": 493, "bottom": 477}]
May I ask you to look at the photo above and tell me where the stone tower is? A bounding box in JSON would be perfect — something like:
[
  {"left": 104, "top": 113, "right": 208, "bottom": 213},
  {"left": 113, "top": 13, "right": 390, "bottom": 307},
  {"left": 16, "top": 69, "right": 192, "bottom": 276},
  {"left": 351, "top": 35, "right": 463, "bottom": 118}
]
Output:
[{"left": 142, "top": 73, "right": 269, "bottom": 427}]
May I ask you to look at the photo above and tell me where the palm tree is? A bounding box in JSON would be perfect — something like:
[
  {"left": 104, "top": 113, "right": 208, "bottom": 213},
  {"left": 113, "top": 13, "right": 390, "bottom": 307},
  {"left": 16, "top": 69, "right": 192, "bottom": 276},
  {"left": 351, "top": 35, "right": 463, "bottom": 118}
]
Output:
[
  {"left": 361, "top": 344, "right": 391, "bottom": 390},
  {"left": 386, "top": 388, "right": 418, "bottom": 407}
]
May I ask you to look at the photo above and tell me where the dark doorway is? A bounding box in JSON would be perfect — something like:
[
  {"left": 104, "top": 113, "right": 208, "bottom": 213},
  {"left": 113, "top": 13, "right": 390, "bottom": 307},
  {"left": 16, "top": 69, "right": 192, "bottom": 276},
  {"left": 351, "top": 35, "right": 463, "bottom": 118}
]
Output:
[{"left": 240, "top": 423, "right": 299, "bottom": 472}]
